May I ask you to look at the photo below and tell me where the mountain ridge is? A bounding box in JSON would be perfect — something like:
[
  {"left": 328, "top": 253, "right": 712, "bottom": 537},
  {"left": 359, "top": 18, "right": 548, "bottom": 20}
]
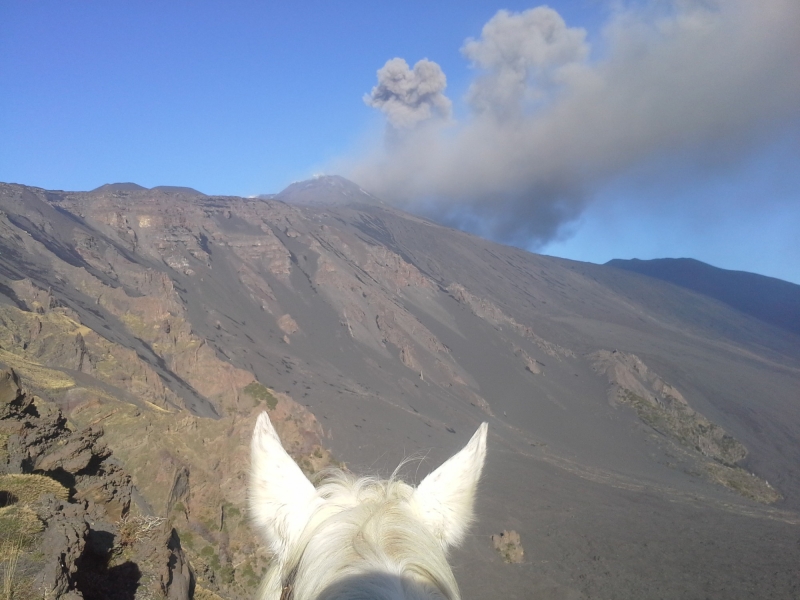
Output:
[{"left": 607, "top": 257, "right": 800, "bottom": 336}]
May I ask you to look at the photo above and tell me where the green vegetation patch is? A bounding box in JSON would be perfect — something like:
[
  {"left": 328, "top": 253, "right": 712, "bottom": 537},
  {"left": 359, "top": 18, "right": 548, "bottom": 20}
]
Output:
[
  {"left": 618, "top": 389, "right": 778, "bottom": 503},
  {"left": 200, "top": 516, "right": 218, "bottom": 532},
  {"left": 619, "top": 390, "right": 746, "bottom": 466},
  {"left": 705, "top": 462, "right": 782, "bottom": 504},
  {"left": 219, "top": 564, "right": 234, "bottom": 584},
  {"left": 240, "top": 561, "right": 258, "bottom": 587},
  {"left": 243, "top": 382, "right": 278, "bottom": 410},
  {"left": 178, "top": 529, "right": 194, "bottom": 549},
  {"left": 119, "top": 312, "right": 152, "bottom": 340}
]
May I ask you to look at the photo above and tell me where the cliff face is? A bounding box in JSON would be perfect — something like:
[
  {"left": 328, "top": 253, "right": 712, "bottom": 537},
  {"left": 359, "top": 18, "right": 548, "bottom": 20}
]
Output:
[
  {"left": 0, "top": 178, "right": 799, "bottom": 599},
  {"left": 0, "top": 368, "right": 191, "bottom": 600},
  {"left": 0, "top": 183, "right": 334, "bottom": 598}
]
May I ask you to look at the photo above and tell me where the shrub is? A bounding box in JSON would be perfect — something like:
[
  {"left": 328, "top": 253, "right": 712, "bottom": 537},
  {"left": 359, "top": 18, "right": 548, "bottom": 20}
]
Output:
[
  {"left": 243, "top": 382, "right": 278, "bottom": 410},
  {"left": 220, "top": 565, "right": 234, "bottom": 584},
  {"left": 116, "top": 515, "right": 165, "bottom": 547},
  {"left": 179, "top": 530, "right": 194, "bottom": 549}
]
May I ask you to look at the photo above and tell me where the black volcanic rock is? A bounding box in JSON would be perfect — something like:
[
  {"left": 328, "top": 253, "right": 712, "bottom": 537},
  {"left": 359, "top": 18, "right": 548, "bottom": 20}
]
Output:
[{"left": 607, "top": 257, "right": 800, "bottom": 336}]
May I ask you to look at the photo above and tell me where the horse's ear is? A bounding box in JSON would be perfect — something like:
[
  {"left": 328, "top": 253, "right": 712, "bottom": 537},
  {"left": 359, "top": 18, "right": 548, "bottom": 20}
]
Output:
[
  {"left": 413, "top": 422, "right": 488, "bottom": 548},
  {"left": 249, "top": 411, "right": 321, "bottom": 560}
]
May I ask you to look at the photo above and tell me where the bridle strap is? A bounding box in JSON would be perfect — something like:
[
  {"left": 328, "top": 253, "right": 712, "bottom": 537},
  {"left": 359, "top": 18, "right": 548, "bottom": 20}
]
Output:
[
  {"left": 280, "top": 563, "right": 298, "bottom": 600},
  {"left": 280, "top": 583, "right": 293, "bottom": 600}
]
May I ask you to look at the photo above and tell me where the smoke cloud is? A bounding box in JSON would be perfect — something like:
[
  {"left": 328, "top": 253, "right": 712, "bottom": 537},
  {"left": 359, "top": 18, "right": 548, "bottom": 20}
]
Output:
[
  {"left": 364, "top": 58, "right": 452, "bottom": 129},
  {"left": 350, "top": 0, "right": 800, "bottom": 247},
  {"left": 463, "top": 7, "right": 589, "bottom": 119}
]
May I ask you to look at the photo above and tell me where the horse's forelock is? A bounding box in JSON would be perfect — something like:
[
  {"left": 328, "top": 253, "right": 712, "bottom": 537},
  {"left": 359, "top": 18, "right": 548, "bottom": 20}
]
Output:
[
  {"left": 315, "top": 470, "right": 414, "bottom": 505},
  {"left": 279, "top": 470, "right": 460, "bottom": 600}
]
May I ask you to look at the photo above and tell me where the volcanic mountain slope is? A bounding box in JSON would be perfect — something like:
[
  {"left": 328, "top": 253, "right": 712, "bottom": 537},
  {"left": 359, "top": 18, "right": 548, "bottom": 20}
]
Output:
[
  {"left": 607, "top": 257, "right": 800, "bottom": 336},
  {"left": 0, "top": 177, "right": 798, "bottom": 599},
  {"left": 0, "top": 183, "right": 333, "bottom": 598}
]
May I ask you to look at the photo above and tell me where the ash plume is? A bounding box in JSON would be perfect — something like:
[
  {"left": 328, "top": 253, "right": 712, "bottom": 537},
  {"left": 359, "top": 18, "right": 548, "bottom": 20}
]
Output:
[
  {"left": 462, "top": 6, "right": 589, "bottom": 119},
  {"left": 364, "top": 58, "right": 452, "bottom": 129},
  {"left": 349, "top": 0, "right": 800, "bottom": 247}
]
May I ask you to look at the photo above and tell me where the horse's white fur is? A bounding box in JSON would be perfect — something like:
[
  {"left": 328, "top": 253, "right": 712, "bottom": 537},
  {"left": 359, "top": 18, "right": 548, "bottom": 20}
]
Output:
[{"left": 249, "top": 412, "right": 488, "bottom": 600}]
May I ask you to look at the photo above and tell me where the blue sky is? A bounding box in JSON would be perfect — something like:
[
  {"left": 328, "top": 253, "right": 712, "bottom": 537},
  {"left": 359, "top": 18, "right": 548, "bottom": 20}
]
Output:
[{"left": 1, "top": 1, "right": 798, "bottom": 284}]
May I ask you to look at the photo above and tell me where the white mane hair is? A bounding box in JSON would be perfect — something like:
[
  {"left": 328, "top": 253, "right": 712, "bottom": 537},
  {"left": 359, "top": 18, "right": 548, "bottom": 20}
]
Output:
[{"left": 249, "top": 412, "right": 488, "bottom": 600}]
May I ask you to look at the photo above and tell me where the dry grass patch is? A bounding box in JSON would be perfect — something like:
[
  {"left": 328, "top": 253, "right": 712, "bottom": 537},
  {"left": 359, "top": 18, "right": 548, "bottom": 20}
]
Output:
[
  {"left": 0, "top": 349, "right": 75, "bottom": 392},
  {"left": 1, "top": 536, "right": 24, "bottom": 600},
  {"left": 0, "top": 475, "right": 65, "bottom": 550},
  {"left": 194, "top": 585, "right": 226, "bottom": 600},
  {"left": 0, "top": 474, "right": 68, "bottom": 506},
  {"left": 0, "top": 505, "right": 42, "bottom": 547}
]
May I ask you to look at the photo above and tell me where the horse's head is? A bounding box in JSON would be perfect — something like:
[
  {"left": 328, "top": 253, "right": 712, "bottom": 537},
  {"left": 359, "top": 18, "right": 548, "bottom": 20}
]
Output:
[{"left": 249, "top": 412, "right": 488, "bottom": 600}]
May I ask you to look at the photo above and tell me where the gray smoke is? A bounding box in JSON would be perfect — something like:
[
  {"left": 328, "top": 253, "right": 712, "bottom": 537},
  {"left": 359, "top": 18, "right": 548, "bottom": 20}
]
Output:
[
  {"left": 364, "top": 58, "right": 452, "bottom": 129},
  {"left": 463, "top": 6, "right": 588, "bottom": 119},
  {"left": 350, "top": 0, "right": 800, "bottom": 247}
]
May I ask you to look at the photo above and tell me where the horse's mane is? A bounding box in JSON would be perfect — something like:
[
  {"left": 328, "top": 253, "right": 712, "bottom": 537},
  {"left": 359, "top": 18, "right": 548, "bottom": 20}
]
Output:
[
  {"left": 271, "top": 470, "right": 458, "bottom": 600},
  {"left": 250, "top": 414, "right": 487, "bottom": 600}
]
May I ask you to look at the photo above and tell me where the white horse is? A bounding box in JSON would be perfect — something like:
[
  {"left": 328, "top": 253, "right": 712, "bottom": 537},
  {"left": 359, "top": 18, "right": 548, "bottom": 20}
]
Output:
[{"left": 249, "top": 412, "right": 488, "bottom": 600}]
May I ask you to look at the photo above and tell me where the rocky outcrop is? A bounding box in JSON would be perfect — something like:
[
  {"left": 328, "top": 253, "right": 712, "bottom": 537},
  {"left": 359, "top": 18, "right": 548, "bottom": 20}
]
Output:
[
  {"left": 0, "top": 368, "right": 130, "bottom": 514},
  {"left": 277, "top": 314, "right": 299, "bottom": 338},
  {"left": 0, "top": 368, "right": 193, "bottom": 599},
  {"left": 512, "top": 344, "right": 542, "bottom": 375},
  {"left": 34, "top": 496, "right": 89, "bottom": 599},
  {"left": 65, "top": 385, "right": 332, "bottom": 599},
  {"left": 590, "top": 350, "right": 780, "bottom": 503},
  {"left": 447, "top": 282, "right": 575, "bottom": 360},
  {"left": 0, "top": 299, "right": 183, "bottom": 411},
  {"left": 492, "top": 530, "right": 525, "bottom": 564}
]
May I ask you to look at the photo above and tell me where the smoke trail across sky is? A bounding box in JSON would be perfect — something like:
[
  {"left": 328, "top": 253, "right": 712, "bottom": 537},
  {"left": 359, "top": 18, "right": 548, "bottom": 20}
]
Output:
[{"left": 351, "top": 0, "right": 800, "bottom": 249}]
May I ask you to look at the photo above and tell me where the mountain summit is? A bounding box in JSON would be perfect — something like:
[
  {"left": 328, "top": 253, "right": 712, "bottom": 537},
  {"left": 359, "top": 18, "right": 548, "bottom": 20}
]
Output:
[{"left": 274, "top": 174, "right": 385, "bottom": 207}]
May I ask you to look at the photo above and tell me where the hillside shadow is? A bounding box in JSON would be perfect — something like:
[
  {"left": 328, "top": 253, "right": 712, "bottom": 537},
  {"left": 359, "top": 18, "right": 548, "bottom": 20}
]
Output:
[
  {"left": 74, "top": 529, "right": 141, "bottom": 600},
  {"left": 313, "top": 571, "right": 454, "bottom": 599}
]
